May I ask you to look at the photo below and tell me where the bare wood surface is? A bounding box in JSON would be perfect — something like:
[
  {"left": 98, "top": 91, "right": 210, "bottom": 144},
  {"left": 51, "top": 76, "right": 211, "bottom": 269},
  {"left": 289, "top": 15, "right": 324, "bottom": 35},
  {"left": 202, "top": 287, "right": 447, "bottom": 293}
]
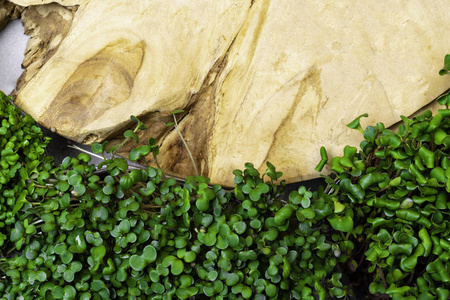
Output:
[
  {"left": 0, "top": 0, "right": 22, "bottom": 30},
  {"left": 5, "top": 0, "right": 450, "bottom": 186}
]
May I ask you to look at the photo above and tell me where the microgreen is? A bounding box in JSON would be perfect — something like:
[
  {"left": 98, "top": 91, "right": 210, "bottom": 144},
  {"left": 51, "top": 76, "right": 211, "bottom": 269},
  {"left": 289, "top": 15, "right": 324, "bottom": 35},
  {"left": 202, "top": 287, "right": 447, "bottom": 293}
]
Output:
[
  {"left": 0, "top": 94, "right": 349, "bottom": 299},
  {"left": 312, "top": 56, "right": 450, "bottom": 299},
  {"left": 2, "top": 55, "right": 450, "bottom": 299}
]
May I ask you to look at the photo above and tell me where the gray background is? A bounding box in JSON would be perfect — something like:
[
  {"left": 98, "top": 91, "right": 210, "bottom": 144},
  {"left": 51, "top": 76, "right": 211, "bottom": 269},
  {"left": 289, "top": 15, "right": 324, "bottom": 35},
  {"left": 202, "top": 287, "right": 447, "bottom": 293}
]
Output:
[{"left": 0, "top": 19, "right": 27, "bottom": 95}]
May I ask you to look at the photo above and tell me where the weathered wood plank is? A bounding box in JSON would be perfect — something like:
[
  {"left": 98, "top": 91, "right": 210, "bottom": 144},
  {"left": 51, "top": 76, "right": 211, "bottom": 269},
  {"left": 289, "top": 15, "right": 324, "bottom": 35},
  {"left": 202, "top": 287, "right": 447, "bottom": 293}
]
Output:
[{"left": 5, "top": 0, "right": 450, "bottom": 186}]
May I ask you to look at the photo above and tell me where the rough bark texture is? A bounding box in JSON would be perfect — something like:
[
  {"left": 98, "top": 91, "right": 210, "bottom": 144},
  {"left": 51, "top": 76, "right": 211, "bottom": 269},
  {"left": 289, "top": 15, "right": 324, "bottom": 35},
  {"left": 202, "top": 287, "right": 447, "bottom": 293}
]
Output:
[
  {"left": 0, "top": 0, "right": 22, "bottom": 30},
  {"left": 17, "top": 3, "right": 77, "bottom": 91},
  {"left": 4, "top": 0, "right": 450, "bottom": 186}
]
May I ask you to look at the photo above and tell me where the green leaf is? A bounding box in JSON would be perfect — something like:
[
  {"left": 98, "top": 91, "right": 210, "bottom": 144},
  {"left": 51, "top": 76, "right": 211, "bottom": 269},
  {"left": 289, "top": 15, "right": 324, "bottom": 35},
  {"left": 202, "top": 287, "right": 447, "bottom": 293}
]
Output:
[
  {"left": 10, "top": 221, "right": 24, "bottom": 242},
  {"left": 234, "top": 175, "right": 244, "bottom": 184},
  {"left": 396, "top": 209, "right": 420, "bottom": 221},
  {"left": 347, "top": 113, "right": 368, "bottom": 134},
  {"left": 300, "top": 207, "right": 316, "bottom": 219},
  {"left": 12, "top": 190, "right": 27, "bottom": 215},
  {"left": 207, "top": 270, "right": 218, "bottom": 281},
  {"left": 196, "top": 186, "right": 215, "bottom": 211},
  {"left": 73, "top": 184, "right": 86, "bottom": 196},
  {"left": 130, "top": 255, "right": 146, "bottom": 271},
  {"left": 175, "top": 236, "right": 187, "bottom": 249},
  {"left": 437, "top": 93, "right": 450, "bottom": 106},
  {"left": 171, "top": 259, "right": 184, "bottom": 275},
  {"left": 119, "top": 175, "right": 134, "bottom": 190},
  {"left": 130, "top": 115, "right": 140, "bottom": 123},
  {"left": 91, "top": 206, "right": 108, "bottom": 222},
  {"left": 91, "top": 142, "right": 105, "bottom": 154},
  {"left": 232, "top": 283, "right": 252, "bottom": 298},
  {"left": 90, "top": 280, "right": 107, "bottom": 292},
  {"left": 176, "top": 287, "right": 199, "bottom": 299},
  {"left": 339, "top": 178, "right": 365, "bottom": 202},
  {"left": 140, "top": 181, "right": 156, "bottom": 196},
  {"left": 90, "top": 245, "right": 106, "bottom": 262},
  {"left": 129, "top": 148, "right": 140, "bottom": 161},
  {"left": 369, "top": 282, "right": 385, "bottom": 295},
  {"left": 250, "top": 219, "right": 262, "bottom": 229},
  {"left": 331, "top": 156, "right": 345, "bottom": 173},
  {"left": 162, "top": 255, "right": 178, "bottom": 268},
  {"left": 256, "top": 183, "right": 269, "bottom": 193},
  {"left": 68, "top": 174, "right": 82, "bottom": 186},
  {"left": 36, "top": 271, "right": 47, "bottom": 282},
  {"left": 102, "top": 258, "right": 116, "bottom": 275},
  {"left": 400, "top": 255, "right": 419, "bottom": 273},
  {"left": 203, "top": 285, "right": 215, "bottom": 297},
  {"left": 274, "top": 206, "right": 294, "bottom": 225},
  {"left": 63, "top": 285, "right": 76, "bottom": 299},
  {"left": 301, "top": 196, "right": 311, "bottom": 208},
  {"left": 85, "top": 231, "right": 103, "bottom": 246},
  {"left": 233, "top": 221, "right": 247, "bottom": 234},
  {"left": 439, "top": 54, "right": 450, "bottom": 76},
  {"left": 108, "top": 144, "right": 121, "bottom": 154},
  {"left": 41, "top": 213, "right": 56, "bottom": 232},
  {"left": 328, "top": 215, "right": 354, "bottom": 232},
  {"left": 138, "top": 144, "right": 153, "bottom": 158},
  {"left": 266, "top": 161, "right": 283, "bottom": 180},
  {"left": 315, "top": 146, "right": 328, "bottom": 172},
  {"left": 68, "top": 234, "right": 87, "bottom": 254},
  {"left": 124, "top": 130, "right": 139, "bottom": 143},
  {"left": 102, "top": 184, "right": 114, "bottom": 195},
  {"left": 201, "top": 214, "right": 213, "bottom": 227},
  {"left": 204, "top": 231, "right": 217, "bottom": 247},
  {"left": 226, "top": 273, "right": 240, "bottom": 286},
  {"left": 389, "top": 243, "right": 413, "bottom": 256},
  {"left": 376, "top": 134, "right": 402, "bottom": 148},
  {"left": 227, "top": 233, "right": 240, "bottom": 248},
  {"left": 436, "top": 288, "right": 450, "bottom": 300},
  {"left": 143, "top": 245, "right": 157, "bottom": 263},
  {"left": 418, "top": 146, "right": 435, "bottom": 168},
  {"left": 249, "top": 189, "right": 261, "bottom": 201},
  {"left": 183, "top": 251, "right": 196, "bottom": 263},
  {"left": 56, "top": 180, "right": 70, "bottom": 192}
]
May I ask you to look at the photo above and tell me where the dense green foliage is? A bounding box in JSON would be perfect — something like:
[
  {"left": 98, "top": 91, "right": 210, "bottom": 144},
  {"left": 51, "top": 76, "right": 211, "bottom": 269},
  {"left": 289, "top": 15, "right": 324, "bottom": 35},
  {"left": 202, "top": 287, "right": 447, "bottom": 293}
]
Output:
[
  {"left": 313, "top": 54, "right": 450, "bottom": 300},
  {"left": 1, "top": 55, "right": 450, "bottom": 299},
  {"left": 0, "top": 92, "right": 52, "bottom": 250},
  {"left": 0, "top": 92, "right": 349, "bottom": 299},
  {"left": 323, "top": 109, "right": 450, "bottom": 299}
]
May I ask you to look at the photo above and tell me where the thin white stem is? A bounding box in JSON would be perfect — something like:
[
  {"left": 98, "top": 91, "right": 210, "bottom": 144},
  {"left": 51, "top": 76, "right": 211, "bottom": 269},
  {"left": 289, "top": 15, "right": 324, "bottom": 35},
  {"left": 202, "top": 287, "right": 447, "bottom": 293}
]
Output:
[
  {"left": 67, "top": 144, "right": 105, "bottom": 161},
  {"left": 173, "top": 114, "right": 199, "bottom": 176}
]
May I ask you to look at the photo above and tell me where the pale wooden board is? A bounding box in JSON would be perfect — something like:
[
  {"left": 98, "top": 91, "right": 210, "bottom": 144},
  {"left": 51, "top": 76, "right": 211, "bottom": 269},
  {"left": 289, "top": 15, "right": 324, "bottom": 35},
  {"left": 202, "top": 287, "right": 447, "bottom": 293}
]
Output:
[{"left": 5, "top": 0, "right": 450, "bottom": 186}]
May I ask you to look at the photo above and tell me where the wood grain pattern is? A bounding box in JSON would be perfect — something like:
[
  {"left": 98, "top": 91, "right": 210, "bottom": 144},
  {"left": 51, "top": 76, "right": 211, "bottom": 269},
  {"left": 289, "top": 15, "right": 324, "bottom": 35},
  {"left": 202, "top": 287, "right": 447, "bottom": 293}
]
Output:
[
  {"left": 42, "top": 39, "right": 145, "bottom": 142},
  {"left": 5, "top": 0, "right": 450, "bottom": 187}
]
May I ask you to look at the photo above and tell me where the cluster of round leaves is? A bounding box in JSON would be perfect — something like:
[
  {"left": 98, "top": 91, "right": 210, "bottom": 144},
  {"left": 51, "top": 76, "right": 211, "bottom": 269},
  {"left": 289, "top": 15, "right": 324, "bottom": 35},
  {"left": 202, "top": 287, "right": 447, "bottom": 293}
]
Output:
[
  {"left": 0, "top": 99, "right": 354, "bottom": 299},
  {"left": 319, "top": 105, "right": 450, "bottom": 299},
  {"left": 3, "top": 56, "right": 450, "bottom": 300},
  {"left": 0, "top": 91, "right": 52, "bottom": 251},
  {"left": 0, "top": 158, "right": 351, "bottom": 299},
  {"left": 9, "top": 87, "right": 450, "bottom": 299}
]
